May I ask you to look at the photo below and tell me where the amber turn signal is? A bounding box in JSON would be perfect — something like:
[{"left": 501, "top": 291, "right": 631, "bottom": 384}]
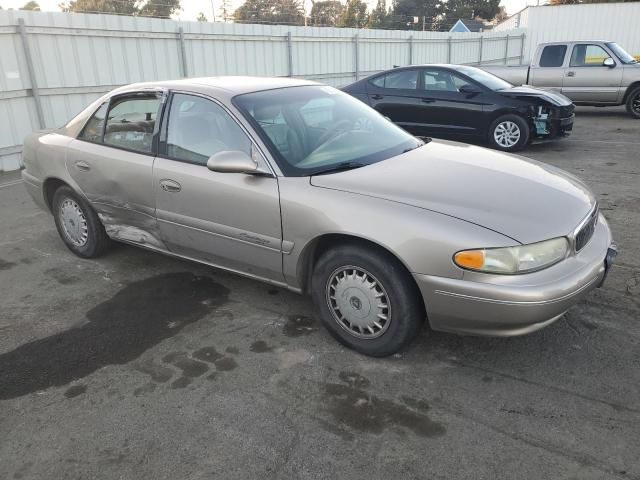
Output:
[{"left": 454, "top": 250, "right": 485, "bottom": 269}]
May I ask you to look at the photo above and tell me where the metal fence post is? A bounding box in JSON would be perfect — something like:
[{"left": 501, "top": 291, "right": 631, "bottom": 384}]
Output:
[
  {"left": 478, "top": 35, "right": 483, "bottom": 65},
  {"left": 519, "top": 32, "right": 526, "bottom": 65},
  {"left": 447, "top": 36, "right": 452, "bottom": 63},
  {"left": 408, "top": 35, "right": 413, "bottom": 65},
  {"left": 353, "top": 33, "right": 360, "bottom": 81},
  {"left": 177, "top": 27, "right": 188, "bottom": 78},
  {"left": 17, "top": 18, "right": 45, "bottom": 129},
  {"left": 504, "top": 34, "right": 509, "bottom": 65},
  {"left": 286, "top": 32, "right": 293, "bottom": 77}
]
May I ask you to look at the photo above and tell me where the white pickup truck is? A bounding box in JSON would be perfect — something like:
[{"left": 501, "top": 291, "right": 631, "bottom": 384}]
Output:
[{"left": 482, "top": 41, "right": 640, "bottom": 118}]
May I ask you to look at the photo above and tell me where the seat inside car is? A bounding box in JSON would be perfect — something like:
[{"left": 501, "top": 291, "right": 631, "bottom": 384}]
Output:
[{"left": 253, "top": 104, "right": 304, "bottom": 164}]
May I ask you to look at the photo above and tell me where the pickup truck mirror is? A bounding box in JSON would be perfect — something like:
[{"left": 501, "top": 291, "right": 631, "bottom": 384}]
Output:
[
  {"left": 603, "top": 57, "right": 615, "bottom": 68},
  {"left": 459, "top": 84, "right": 481, "bottom": 95}
]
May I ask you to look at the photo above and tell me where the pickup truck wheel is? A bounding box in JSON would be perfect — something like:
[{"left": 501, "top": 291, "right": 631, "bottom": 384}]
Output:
[
  {"left": 488, "top": 114, "right": 530, "bottom": 152},
  {"left": 52, "top": 185, "right": 112, "bottom": 258},
  {"left": 626, "top": 86, "right": 640, "bottom": 119},
  {"left": 311, "top": 244, "right": 424, "bottom": 357}
]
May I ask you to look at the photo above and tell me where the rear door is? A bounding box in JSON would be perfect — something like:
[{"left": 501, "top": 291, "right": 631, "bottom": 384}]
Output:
[
  {"left": 366, "top": 69, "right": 424, "bottom": 133},
  {"left": 529, "top": 44, "right": 568, "bottom": 92},
  {"left": 153, "top": 91, "right": 284, "bottom": 283},
  {"left": 562, "top": 43, "right": 623, "bottom": 103},
  {"left": 65, "top": 91, "right": 163, "bottom": 247}
]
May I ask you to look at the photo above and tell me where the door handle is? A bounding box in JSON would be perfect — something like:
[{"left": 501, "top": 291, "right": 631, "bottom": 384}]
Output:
[
  {"left": 371, "top": 94, "right": 384, "bottom": 100},
  {"left": 75, "top": 161, "right": 91, "bottom": 171},
  {"left": 421, "top": 98, "right": 435, "bottom": 103},
  {"left": 159, "top": 179, "right": 181, "bottom": 193},
  {"left": 567, "top": 71, "right": 575, "bottom": 77}
]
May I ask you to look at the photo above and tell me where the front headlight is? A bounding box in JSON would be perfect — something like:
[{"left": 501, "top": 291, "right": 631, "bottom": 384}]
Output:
[{"left": 454, "top": 237, "right": 569, "bottom": 274}]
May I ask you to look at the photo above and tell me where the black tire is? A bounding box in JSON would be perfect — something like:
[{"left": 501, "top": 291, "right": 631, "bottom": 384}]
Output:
[
  {"left": 488, "top": 114, "right": 530, "bottom": 152},
  {"left": 311, "top": 244, "right": 424, "bottom": 357},
  {"left": 625, "top": 86, "right": 640, "bottom": 119},
  {"left": 52, "top": 185, "right": 112, "bottom": 258}
]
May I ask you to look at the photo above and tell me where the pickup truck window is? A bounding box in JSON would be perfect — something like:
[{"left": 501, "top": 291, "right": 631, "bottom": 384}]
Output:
[
  {"left": 570, "top": 44, "right": 610, "bottom": 67},
  {"left": 539, "top": 45, "right": 567, "bottom": 67},
  {"left": 606, "top": 42, "right": 637, "bottom": 64}
]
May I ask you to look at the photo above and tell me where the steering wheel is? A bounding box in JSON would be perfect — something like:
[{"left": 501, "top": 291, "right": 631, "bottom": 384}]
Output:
[{"left": 315, "top": 120, "right": 352, "bottom": 147}]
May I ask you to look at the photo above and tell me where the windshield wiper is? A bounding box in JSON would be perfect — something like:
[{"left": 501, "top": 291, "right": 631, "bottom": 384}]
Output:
[
  {"left": 403, "top": 139, "right": 429, "bottom": 154},
  {"left": 310, "top": 162, "right": 367, "bottom": 176}
]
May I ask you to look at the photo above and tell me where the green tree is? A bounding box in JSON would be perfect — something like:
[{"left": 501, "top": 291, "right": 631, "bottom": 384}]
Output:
[
  {"left": 59, "top": 1, "right": 181, "bottom": 18},
  {"left": 337, "top": 0, "right": 368, "bottom": 28},
  {"left": 197, "top": 11, "right": 208, "bottom": 21},
  {"left": 388, "top": 0, "right": 441, "bottom": 30},
  {"left": 439, "top": 0, "right": 500, "bottom": 28},
  {"left": 234, "top": 0, "right": 305, "bottom": 25},
  {"left": 309, "top": 0, "right": 343, "bottom": 26},
  {"left": 367, "top": 0, "right": 389, "bottom": 28},
  {"left": 139, "top": 0, "right": 181, "bottom": 17},
  {"left": 21, "top": 1, "right": 41, "bottom": 10}
]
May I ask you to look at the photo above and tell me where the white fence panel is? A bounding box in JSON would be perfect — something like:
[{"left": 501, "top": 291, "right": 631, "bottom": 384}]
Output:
[{"left": 0, "top": 9, "right": 525, "bottom": 171}]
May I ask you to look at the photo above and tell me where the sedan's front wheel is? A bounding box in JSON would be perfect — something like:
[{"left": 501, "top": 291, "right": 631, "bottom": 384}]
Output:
[
  {"left": 311, "top": 244, "right": 424, "bottom": 357},
  {"left": 488, "top": 114, "right": 530, "bottom": 152}
]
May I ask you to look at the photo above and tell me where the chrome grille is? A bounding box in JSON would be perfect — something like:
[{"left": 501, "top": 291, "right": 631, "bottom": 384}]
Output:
[{"left": 575, "top": 206, "right": 598, "bottom": 252}]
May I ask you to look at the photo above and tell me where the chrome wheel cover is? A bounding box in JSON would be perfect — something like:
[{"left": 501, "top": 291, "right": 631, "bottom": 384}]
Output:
[
  {"left": 326, "top": 266, "right": 391, "bottom": 339},
  {"left": 494, "top": 120, "right": 521, "bottom": 148},
  {"left": 59, "top": 198, "right": 89, "bottom": 247}
]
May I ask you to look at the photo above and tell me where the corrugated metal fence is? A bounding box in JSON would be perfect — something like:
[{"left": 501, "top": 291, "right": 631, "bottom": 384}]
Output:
[{"left": 0, "top": 10, "right": 526, "bottom": 172}]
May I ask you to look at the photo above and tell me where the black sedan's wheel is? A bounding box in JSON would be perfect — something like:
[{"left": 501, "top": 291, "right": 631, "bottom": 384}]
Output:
[
  {"left": 626, "top": 86, "right": 640, "bottom": 119},
  {"left": 488, "top": 114, "right": 530, "bottom": 152},
  {"left": 311, "top": 244, "right": 424, "bottom": 357},
  {"left": 52, "top": 185, "right": 112, "bottom": 258}
]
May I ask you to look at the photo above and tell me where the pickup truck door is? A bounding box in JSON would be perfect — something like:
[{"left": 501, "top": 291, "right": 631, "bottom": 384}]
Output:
[
  {"left": 528, "top": 44, "right": 568, "bottom": 92},
  {"left": 561, "top": 43, "right": 623, "bottom": 103}
]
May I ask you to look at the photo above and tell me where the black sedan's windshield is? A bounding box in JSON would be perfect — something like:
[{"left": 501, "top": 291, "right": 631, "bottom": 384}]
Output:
[
  {"left": 233, "top": 86, "right": 420, "bottom": 176},
  {"left": 455, "top": 65, "right": 513, "bottom": 91}
]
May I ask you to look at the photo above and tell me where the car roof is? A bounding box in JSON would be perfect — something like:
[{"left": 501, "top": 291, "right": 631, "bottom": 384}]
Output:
[{"left": 110, "top": 76, "right": 320, "bottom": 99}]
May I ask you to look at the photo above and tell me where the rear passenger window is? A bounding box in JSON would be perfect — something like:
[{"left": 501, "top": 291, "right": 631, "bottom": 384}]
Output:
[
  {"left": 539, "top": 45, "right": 567, "bottom": 67},
  {"left": 78, "top": 102, "right": 108, "bottom": 143},
  {"left": 370, "top": 70, "right": 418, "bottom": 90},
  {"left": 166, "top": 94, "right": 251, "bottom": 165},
  {"left": 104, "top": 96, "right": 161, "bottom": 154}
]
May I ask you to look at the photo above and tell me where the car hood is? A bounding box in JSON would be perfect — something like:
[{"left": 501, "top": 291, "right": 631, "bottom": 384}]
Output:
[
  {"left": 499, "top": 86, "right": 573, "bottom": 106},
  {"left": 310, "top": 140, "right": 595, "bottom": 244}
]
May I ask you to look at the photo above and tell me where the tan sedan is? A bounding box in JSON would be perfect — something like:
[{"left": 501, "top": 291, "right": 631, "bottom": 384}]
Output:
[{"left": 21, "top": 77, "right": 616, "bottom": 356}]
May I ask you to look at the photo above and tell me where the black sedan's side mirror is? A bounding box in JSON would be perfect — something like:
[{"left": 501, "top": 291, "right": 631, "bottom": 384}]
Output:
[{"left": 459, "top": 84, "right": 481, "bottom": 95}]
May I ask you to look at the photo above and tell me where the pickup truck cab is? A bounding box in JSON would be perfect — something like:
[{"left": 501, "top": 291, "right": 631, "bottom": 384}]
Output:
[{"left": 483, "top": 41, "right": 640, "bottom": 118}]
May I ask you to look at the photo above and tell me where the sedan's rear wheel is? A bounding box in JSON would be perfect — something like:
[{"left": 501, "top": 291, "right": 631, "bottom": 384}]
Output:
[
  {"left": 311, "top": 244, "right": 424, "bottom": 357},
  {"left": 626, "top": 86, "right": 640, "bottom": 119},
  {"left": 53, "top": 185, "right": 112, "bottom": 258},
  {"left": 488, "top": 114, "right": 530, "bottom": 152}
]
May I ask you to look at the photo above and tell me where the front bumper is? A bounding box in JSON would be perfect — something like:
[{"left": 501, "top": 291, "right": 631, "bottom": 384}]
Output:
[
  {"left": 414, "top": 215, "right": 614, "bottom": 336},
  {"left": 534, "top": 114, "right": 574, "bottom": 140}
]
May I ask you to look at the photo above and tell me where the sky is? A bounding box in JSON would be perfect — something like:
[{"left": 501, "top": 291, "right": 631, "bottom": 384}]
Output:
[{"left": 0, "top": 0, "right": 536, "bottom": 20}]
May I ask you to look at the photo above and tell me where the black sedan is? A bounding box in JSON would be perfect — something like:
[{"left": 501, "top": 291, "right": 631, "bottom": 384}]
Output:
[{"left": 341, "top": 64, "right": 575, "bottom": 152}]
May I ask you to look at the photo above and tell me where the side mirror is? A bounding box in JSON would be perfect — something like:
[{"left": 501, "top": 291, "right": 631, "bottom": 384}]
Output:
[
  {"left": 207, "top": 150, "right": 258, "bottom": 174},
  {"left": 603, "top": 57, "right": 615, "bottom": 68},
  {"left": 459, "top": 84, "right": 481, "bottom": 95}
]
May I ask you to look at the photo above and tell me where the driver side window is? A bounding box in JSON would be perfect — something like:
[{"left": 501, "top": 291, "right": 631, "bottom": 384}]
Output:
[{"left": 166, "top": 93, "right": 251, "bottom": 165}]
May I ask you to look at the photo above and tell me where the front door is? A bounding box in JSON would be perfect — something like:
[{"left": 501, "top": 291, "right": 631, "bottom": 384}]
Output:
[
  {"left": 153, "top": 92, "right": 284, "bottom": 283},
  {"left": 65, "top": 92, "right": 164, "bottom": 247},
  {"left": 414, "top": 67, "right": 488, "bottom": 137},
  {"left": 562, "top": 43, "right": 623, "bottom": 103}
]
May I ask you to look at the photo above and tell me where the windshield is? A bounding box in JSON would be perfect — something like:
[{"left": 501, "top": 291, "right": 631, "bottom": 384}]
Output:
[
  {"left": 606, "top": 42, "right": 637, "bottom": 64},
  {"left": 454, "top": 65, "right": 513, "bottom": 91},
  {"left": 233, "top": 86, "right": 420, "bottom": 176}
]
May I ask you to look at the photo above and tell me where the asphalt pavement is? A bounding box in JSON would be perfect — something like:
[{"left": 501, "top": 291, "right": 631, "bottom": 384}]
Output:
[{"left": 1, "top": 106, "right": 639, "bottom": 480}]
